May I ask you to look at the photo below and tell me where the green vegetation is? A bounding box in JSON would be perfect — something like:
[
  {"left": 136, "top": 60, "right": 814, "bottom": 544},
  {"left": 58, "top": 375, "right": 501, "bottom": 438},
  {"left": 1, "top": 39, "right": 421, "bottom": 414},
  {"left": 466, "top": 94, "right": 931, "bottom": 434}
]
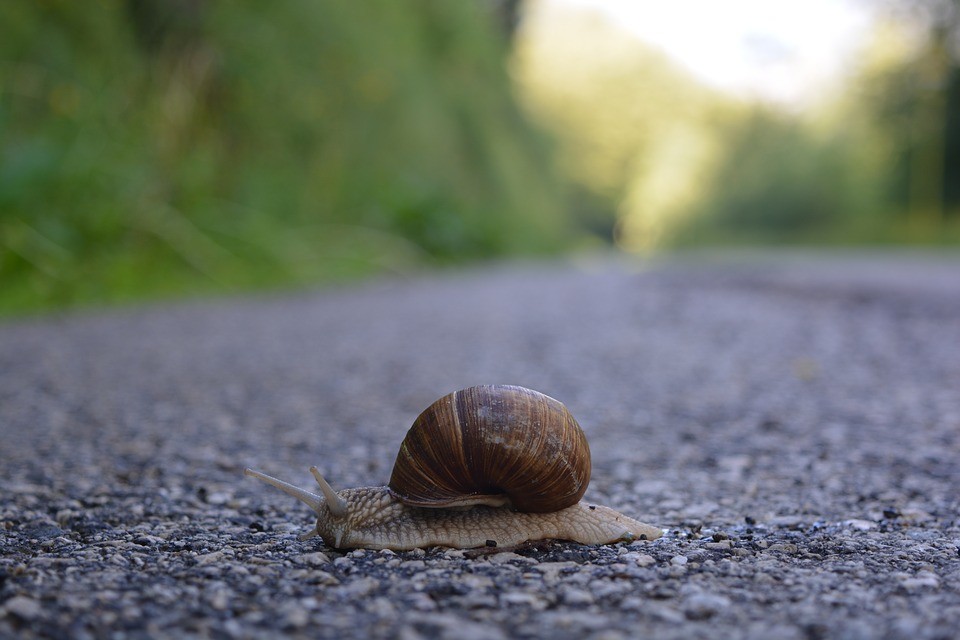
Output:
[
  {"left": 513, "top": 1, "right": 960, "bottom": 251},
  {"left": 1, "top": 1, "right": 571, "bottom": 316},
  {"left": 679, "top": 7, "right": 960, "bottom": 248},
  {"left": 674, "top": 108, "right": 889, "bottom": 246},
  {"left": 4, "top": 1, "right": 959, "bottom": 317}
]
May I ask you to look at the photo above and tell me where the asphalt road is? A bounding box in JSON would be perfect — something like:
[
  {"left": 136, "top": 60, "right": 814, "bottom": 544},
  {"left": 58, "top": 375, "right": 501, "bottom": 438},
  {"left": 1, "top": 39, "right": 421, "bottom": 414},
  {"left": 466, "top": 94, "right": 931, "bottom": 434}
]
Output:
[{"left": 1, "top": 251, "right": 959, "bottom": 639}]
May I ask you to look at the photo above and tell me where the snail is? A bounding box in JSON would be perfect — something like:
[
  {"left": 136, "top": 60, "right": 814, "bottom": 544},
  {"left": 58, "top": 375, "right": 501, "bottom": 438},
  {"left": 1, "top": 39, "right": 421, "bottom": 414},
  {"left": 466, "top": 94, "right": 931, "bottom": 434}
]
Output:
[{"left": 245, "top": 385, "right": 661, "bottom": 550}]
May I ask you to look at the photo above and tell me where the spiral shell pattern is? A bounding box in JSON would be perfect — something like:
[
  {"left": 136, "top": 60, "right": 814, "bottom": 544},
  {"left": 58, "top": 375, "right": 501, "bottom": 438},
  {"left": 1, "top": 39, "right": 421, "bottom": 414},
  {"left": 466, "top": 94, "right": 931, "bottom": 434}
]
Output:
[{"left": 388, "top": 385, "right": 591, "bottom": 513}]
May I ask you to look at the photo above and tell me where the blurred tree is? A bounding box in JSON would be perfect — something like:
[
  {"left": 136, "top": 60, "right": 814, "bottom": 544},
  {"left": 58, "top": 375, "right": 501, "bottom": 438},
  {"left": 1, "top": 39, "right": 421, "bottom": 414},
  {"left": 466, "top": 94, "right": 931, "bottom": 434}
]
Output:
[
  {"left": 675, "top": 108, "right": 884, "bottom": 245},
  {"left": 511, "top": 5, "right": 723, "bottom": 249},
  {"left": 490, "top": 0, "right": 523, "bottom": 39},
  {"left": 865, "top": 0, "right": 960, "bottom": 230}
]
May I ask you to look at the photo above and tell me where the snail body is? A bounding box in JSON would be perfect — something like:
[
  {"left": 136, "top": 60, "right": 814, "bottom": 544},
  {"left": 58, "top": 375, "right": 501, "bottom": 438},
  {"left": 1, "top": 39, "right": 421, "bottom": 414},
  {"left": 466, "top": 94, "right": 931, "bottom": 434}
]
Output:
[{"left": 245, "top": 385, "right": 661, "bottom": 550}]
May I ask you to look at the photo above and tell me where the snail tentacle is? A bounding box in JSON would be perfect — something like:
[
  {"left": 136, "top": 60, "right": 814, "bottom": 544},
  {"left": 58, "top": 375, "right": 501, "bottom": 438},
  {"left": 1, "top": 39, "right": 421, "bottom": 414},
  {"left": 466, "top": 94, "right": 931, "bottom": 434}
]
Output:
[
  {"left": 310, "top": 466, "right": 348, "bottom": 517},
  {"left": 298, "top": 526, "right": 321, "bottom": 541},
  {"left": 244, "top": 468, "right": 323, "bottom": 514}
]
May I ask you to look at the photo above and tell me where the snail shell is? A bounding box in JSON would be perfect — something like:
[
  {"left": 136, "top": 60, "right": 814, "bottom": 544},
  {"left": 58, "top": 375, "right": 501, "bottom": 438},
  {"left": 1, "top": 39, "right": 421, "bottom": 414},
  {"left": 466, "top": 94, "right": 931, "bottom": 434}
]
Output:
[{"left": 388, "top": 385, "right": 591, "bottom": 513}]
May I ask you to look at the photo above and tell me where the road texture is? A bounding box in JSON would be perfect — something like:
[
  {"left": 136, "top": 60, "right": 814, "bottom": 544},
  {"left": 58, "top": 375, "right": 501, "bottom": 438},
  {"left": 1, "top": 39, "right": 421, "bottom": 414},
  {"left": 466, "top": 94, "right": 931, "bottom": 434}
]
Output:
[{"left": 1, "top": 252, "right": 959, "bottom": 639}]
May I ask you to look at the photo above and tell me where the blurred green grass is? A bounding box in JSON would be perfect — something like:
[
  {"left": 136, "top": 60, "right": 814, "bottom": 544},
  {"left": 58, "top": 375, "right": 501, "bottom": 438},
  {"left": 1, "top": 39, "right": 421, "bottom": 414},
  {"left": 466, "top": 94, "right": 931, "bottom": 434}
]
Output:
[
  {"left": 0, "top": 0, "right": 573, "bottom": 316},
  {"left": 3, "top": 1, "right": 959, "bottom": 318}
]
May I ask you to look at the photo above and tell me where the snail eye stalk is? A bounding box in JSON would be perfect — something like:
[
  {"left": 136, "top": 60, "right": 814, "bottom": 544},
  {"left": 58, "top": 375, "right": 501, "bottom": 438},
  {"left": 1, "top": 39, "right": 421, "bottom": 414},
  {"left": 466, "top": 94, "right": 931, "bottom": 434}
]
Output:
[
  {"left": 244, "top": 468, "right": 323, "bottom": 514},
  {"left": 310, "top": 466, "right": 348, "bottom": 517}
]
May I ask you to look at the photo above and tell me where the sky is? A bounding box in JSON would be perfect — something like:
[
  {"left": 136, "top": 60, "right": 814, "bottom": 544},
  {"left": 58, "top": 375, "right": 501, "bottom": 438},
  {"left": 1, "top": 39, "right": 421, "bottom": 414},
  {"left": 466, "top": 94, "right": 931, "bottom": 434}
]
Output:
[{"left": 546, "top": 0, "right": 878, "bottom": 104}]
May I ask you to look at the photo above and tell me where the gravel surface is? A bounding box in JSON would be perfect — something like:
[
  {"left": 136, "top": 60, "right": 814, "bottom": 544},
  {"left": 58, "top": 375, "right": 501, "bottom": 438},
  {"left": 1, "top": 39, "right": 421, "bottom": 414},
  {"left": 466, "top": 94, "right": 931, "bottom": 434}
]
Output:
[{"left": 2, "top": 251, "right": 959, "bottom": 639}]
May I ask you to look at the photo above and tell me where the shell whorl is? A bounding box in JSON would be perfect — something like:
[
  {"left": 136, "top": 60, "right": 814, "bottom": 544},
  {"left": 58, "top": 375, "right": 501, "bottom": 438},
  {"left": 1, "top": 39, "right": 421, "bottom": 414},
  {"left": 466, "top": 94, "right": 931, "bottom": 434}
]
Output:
[{"left": 388, "top": 385, "right": 591, "bottom": 513}]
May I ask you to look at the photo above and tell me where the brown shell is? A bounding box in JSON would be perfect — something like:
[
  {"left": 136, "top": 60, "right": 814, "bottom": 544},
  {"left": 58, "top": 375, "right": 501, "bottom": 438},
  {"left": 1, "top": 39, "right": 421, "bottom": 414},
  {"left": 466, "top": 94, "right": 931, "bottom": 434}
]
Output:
[{"left": 388, "top": 385, "right": 591, "bottom": 513}]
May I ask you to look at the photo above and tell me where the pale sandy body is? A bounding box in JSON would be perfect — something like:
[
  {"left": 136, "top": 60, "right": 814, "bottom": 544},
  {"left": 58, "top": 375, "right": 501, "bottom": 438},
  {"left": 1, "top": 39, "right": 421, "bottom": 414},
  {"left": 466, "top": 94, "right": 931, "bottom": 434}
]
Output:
[
  {"left": 318, "top": 487, "right": 662, "bottom": 550},
  {"left": 246, "top": 468, "right": 662, "bottom": 550}
]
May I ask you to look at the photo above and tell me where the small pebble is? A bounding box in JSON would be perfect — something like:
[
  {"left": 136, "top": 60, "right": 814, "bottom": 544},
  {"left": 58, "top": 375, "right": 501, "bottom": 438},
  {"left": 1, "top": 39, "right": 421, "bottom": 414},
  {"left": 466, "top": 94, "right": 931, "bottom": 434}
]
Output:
[
  {"left": 706, "top": 541, "right": 733, "bottom": 550},
  {"left": 901, "top": 572, "right": 940, "bottom": 591},
  {"left": 683, "top": 593, "right": 731, "bottom": 620},
  {"left": 295, "top": 552, "right": 330, "bottom": 566},
  {"left": 766, "top": 544, "right": 798, "bottom": 554},
  {"left": 501, "top": 592, "right": 547, "bottom": 609},
  {"left": 3, "top": 596, "right": 42, "bottom": 621},
  {"left": 488, "top": 552, "right": 530, "bottom": 564},
  {"left": 624, "top": 552, "right": 656, "bottom": 566},
  {"left": 406, "top": 593, "right": 437, "bottom": 612},
  {"left": 560, "top": 587, "right": 594, "bottom": 606}
]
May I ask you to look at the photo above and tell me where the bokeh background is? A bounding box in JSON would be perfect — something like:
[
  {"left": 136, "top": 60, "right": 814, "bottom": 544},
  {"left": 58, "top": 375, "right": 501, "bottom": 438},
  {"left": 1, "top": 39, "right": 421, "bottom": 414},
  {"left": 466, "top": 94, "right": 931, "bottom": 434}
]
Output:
[{"left": 2, "top": 0, "right": 958, "bottom": 316}]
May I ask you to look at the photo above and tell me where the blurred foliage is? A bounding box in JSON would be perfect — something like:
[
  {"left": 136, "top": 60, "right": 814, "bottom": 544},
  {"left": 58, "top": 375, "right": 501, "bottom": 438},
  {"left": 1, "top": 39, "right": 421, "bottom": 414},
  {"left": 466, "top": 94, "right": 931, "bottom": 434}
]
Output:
[
  {"left": 5, "top": 1, "right": 959, "bottom": 317},
  {"left": 513, "top": 0, "right": 960, "bottom": 250},
  {"left": 853, "top": 0, "right": 960, "bottom": 237},
  {"left": 674, "top": 108, "right": 887, "bottom": 245},
  {"left": 0, "top": 0, "right": 572, "bottom": 316},
  {"left": 512, "top": 8, "right": 723, "bottom": 249}
]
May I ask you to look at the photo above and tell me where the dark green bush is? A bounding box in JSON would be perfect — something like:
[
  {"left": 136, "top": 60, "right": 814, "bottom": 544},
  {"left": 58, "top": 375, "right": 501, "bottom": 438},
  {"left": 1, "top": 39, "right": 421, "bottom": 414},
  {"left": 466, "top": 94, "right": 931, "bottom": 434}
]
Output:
[{"left": 0, "top": 0, "right": 572, "bottom": 315}]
